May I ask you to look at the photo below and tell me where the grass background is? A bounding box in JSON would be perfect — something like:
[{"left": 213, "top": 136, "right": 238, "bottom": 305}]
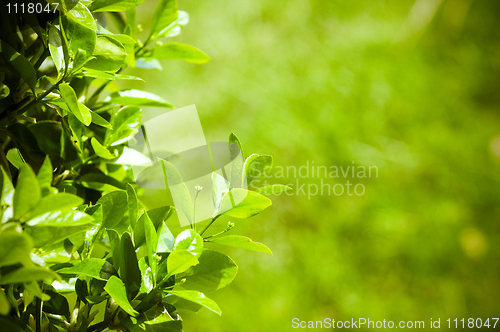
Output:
[{"left": 125, "top": 0, "right": 500, "bottom": 330}]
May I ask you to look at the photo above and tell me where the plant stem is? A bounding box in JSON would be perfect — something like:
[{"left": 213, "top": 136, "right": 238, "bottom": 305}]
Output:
[
  {"left": 199, "top": 215, "right": 221, "bottom": 236},
  {"left": 203, "top": 223, "right": 234, "bottom": 240},
  {"left": 16, "top": 80, "right": 61, "bottom": 115},
  {"left": 35, "top": 296, "right": 42, "bottom": 332}
]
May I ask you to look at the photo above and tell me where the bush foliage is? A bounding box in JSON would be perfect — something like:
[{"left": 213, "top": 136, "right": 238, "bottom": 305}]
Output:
[{"left": 0, "top": 0, "right": 288, "bottom": 331}]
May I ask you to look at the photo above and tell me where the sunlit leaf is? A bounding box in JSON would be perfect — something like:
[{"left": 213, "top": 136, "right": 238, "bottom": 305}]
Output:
[
  {"left": 153, "top": 42, "right": 210, "bottom": 64},
  {"left": 104, "top": 276, "right": 138, "bottom": 317}
]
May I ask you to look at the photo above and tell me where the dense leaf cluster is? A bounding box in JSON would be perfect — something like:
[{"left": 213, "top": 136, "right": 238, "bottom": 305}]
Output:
[{"left": 0, "top": 0, "right": 290, "bottom": 331}]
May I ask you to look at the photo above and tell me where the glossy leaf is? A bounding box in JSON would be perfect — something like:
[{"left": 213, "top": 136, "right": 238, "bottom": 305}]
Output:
[
  {"left": 207, "top": 235, "right": 272, "bottom": 254},
  {"left": 106, "top": 106, "right": 142, "bottom": 146},
  {"left": 161, "top": 159, "right": 194, "bottom": 224},
  {"left": 217, "top": 188, "right": 272, "bottom": 219},
  {"left": 104, "top": 276, "right": 138, "bottom": 317},
  {"left": 173, "top": 229, "right": 203, "bottom": 258},
  {"left": 25, "top": 193, "right": 84, "bottom": 220},
  {"left": 97, "top": 190, "right": 128, "bottom": 228},
  {"left": 179, "top": 249, "right": 238, "bottom": 293},
  {"left": 246, "top": 154, "right": 273, "bottom": 187},
  {"left": 89, "top": 0, "right": 147, "bottom": 12},
  {"left": 149, "top": 0, "right": 178, "bottom": 40},
  {"left": 59, "top": 83, "right": 91, "bottom": 126},
  {"left": 91, "top": 137, "right": 115, "bottom": 159},
  {"left": 166, "top": 250, "right": 199, "bottom": 278},
  {"left": 144, "top": 213, "right": 158, "bottom": 281},
  {"left": 134, "top": 206, "right": 174, "bottom": 248},
  {"left": 25, "top": 210, "right": 94, "bottom": 247},
  {"left": 84, "top": 35, "right": 126, "bottom": 72},
  {"left": 167, "top": 290, "right": 221, "bottom": 315},
  {"left": 37, "top": 156, "right": 53, "bottom": 190},
  {"left": 65, "top": 1, "right": 97, "bottom": 31},
  {"left": 120, "top": 232, "right": 141, "bottom": 295},
  {"left": 91, "top": 111, "right": 113, "bottom": 129},
  {"left": 153, "top": 42, "right": 210, "bottom": 64},
  {"left": 13, "top": 165, "right": 41, "bottom": 219},
  {"left": 81, "top": 70, "right": 143, "bottom": 81},
  {"left": 48, "top": 24, "right": 66, "bottom": 79},
  {"left": 0, "top": 228, "right": 33, "bottom": 267},
  {"left": 6, "top": 148, "right": 24, "bottom": 169},
  {"left": 57, "top": 258, "right": 108, "bottom": 280},
  {"left": 104, "top": 90, "right": 172, "bottom": 108},
  {"left": 126, "top": 184, "right": 139, "bottom": 229},
  {"left": 63, "top": 15, "right": 96, "bottom": 58}
]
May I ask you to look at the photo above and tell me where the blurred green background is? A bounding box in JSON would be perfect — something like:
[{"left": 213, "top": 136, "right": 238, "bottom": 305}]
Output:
[{"left": 127, "top": 0, "right": 500, "bottom": 330}]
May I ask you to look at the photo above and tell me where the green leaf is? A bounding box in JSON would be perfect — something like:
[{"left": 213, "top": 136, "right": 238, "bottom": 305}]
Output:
[
  {"left": 0, "top": 228, "right": 33, "bottom": 267},
  {"left": 107, "top": 229, "right": 122, "bottom": 271},
  {"left": 160, "top": 159, "right": 193, "bottom": 225},
  {"left": 91, "top": 137, "right": 114, "bottom": 159},
  {"left": 25, "top": 210, "right": 94, "bottom": 247},
  {"left": 37, "top": 156, "right": 53, "bottom": 190},
  {"left": 179, "top": 249, "right": 238, "bottom": 293},
  {"left": 173, "top": 229, "right": 203, "bottom": 259},
  {"left": 59, "top": 83, "right": 91, "bottom": 126},
  {"left": 6, "top": 148, "right": 24, "bottom": 169},
  {"left": 149, "top": 0, "right": 178, "bottom": 40},
  {"left": 157, "top": 223, "right": 174, "bottom": 253},
  {"left": 104, "top": 276, "right": 138, "bottom": 317},
  {"left": 62, "top": 15, "right": 96, "bottom": 59},
  {"left": 134, "top": 206, "right": 174, "bottom": 248},
  {"left": 246, "top": 154, "right": 273, "bottom": 188},
  {"left": 91, "top": 111, "right": 113, "bottom": 129},
  {"left": 13, "top": 165, "right": 41, "bottom": 219},
  {"left": 153, "top": 42, "right": 210, "bottom": 64},
  {"left": 58, "top": 258, "right": 109, "bottom": 280},
  {"left": 97, "top": 190, "right": 128, "bottom": 228},
  {"left": 0, "top": 167, "right": 15, "bottom": 223},
  {"left": 89, "top": 0, "right": 147, "bottom": 12},
  {"left": 229, "top": 132, "right": 245, "bottom": 186},
  {"left": 166, "top": 250, "right": 199, "bottom": 278},
  {"left": 80, "top": 70, "right": 143, "bottom": 81},
  {"left": 256, "top": 184, "right": 292, "bottom": 196},
  {"left": 207, "top": 235, "right": 272, "bottom": 254},
  {"left": 84, "top": 35, "right": 126, "bottom": 72},
  {"left": 77, "top": 172, "right": 126, "bottom": 192},
  {"left": 120, "top": 232, "right": 141, "bottom": 296},
  {"left": 43, "top": 287, "right": 70, "bottom": 318},
  {"left": 105, "top": 90, "right": 172, "bottom": 108},
  {"left": 212, "top": 172, "right": 229, "bottom": 211},
  {"left": 0, "top": 290, "right": 10, "bottom": 315},
  {"left": 0, "top": 41, "right": 36, "bottom": 93},
  {"left": 138, "top": 257, "right": 154, "bottom": 293},
  {"left": 126, "top": 184, "right": 139, "bottom": 229},
  {"left": 167, "top": 290, "right": 221, "bottom": 315},
  {"left": 25, "top": 193, "right": 84, "bottom": 220},
  {"left": 124, "top": 8, "right": 137, "bottom": 38},
  {"left": 48, "top": 24, "right": 67, "bottom": 80},
  {"left": 0, "top": 266, "right": 60, "bottom": 285},
  {"left": 144, "top": 213, "right": 158, "bottom": 281},
  {"left": 28, "top": 120, "right": 79, "bottom": 162},
  {"left": 217, "top": 189, "right": 272, "bottom": 219},
  {"left": 0, "top": 73, "right": 10, "bottom": 100},
  {"left": 65, "top": 1, "right": 97, "bottom": 31},
  {"left": 106, "top": 106, "right": 142, "bottom": 146}
]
